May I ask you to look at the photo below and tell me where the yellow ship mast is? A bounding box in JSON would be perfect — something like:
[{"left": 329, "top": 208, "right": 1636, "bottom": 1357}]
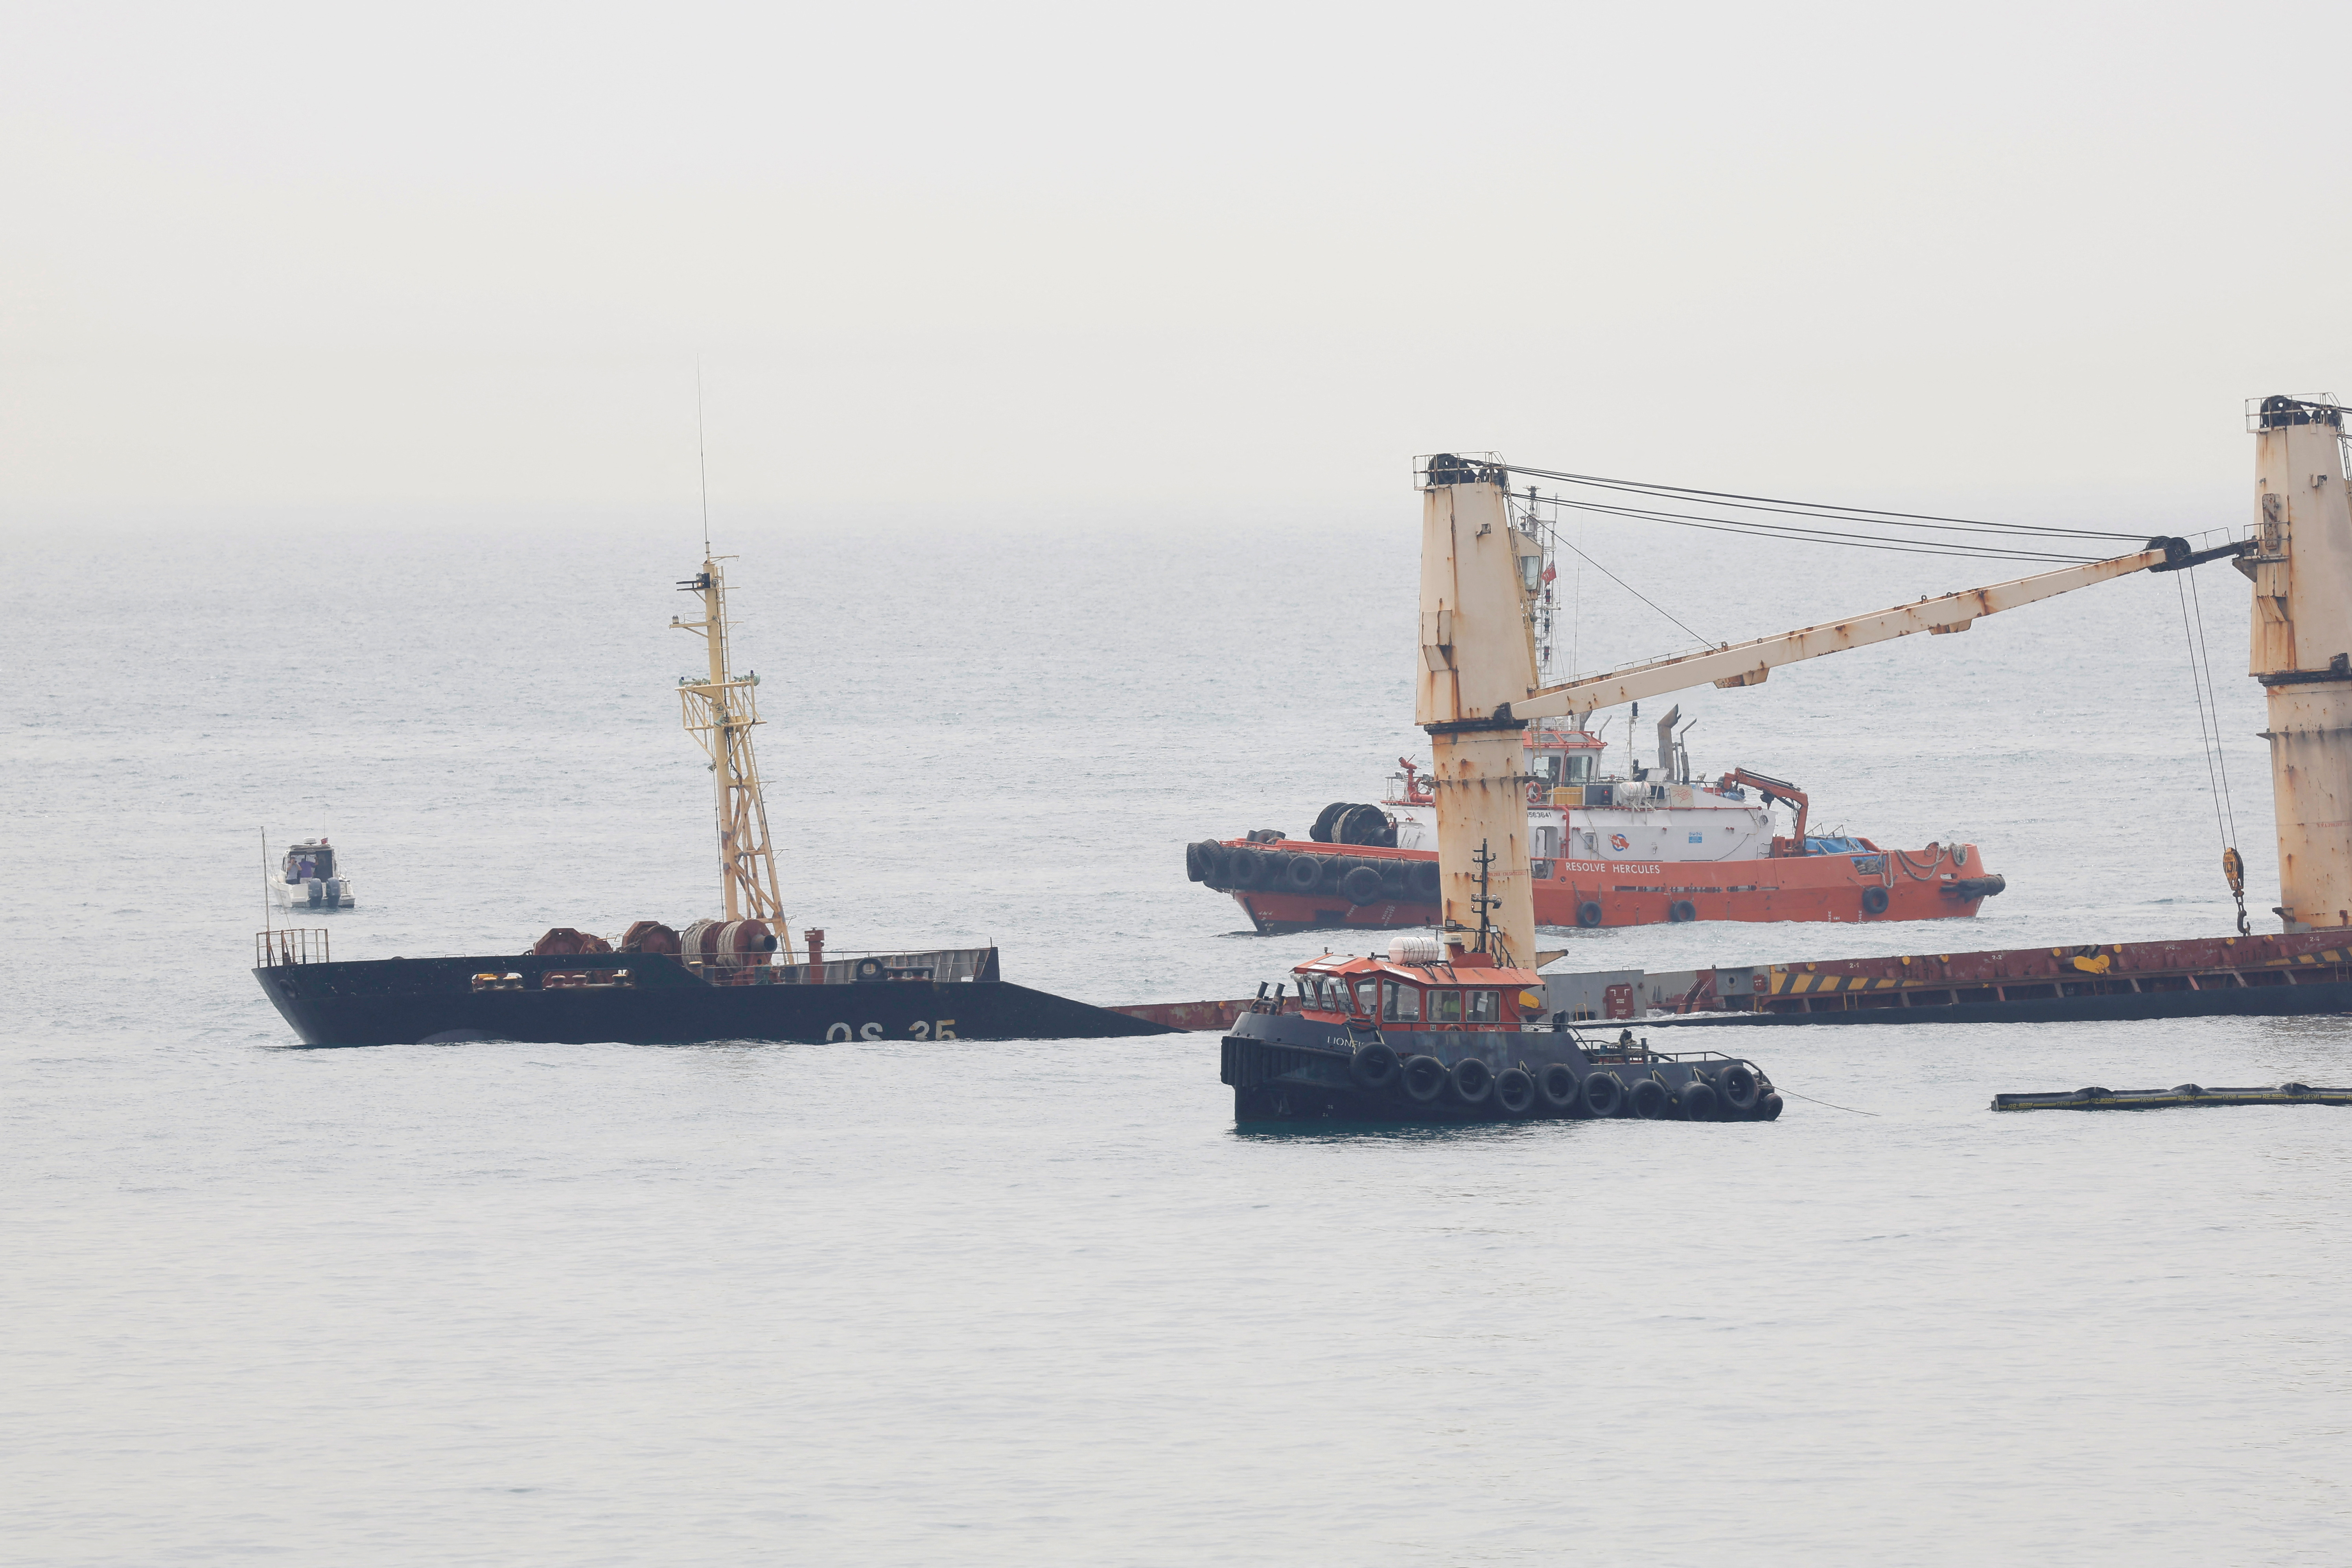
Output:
[{"left": 672, "top": 558, "right": 796, "bottom": 962}]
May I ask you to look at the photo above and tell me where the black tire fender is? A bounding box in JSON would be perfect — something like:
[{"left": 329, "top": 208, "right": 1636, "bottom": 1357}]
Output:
[
  {"left": 1677, "top": 1078, "right": 1719, "bottom": 1120},
  {"left": 1449, "top": 1056, "right": 1493, "bottom": 1105},
  {"left": 1757, "top": 1091, "right": 1785, "bottom": 1121},
  {"left": 1408, "top": 860, "right": 1442, "bottom": 901},
  {"left": 1285, "top": 854, "right": 1322, "bottom": 893},
  {"left": 853, "top": 956, "right": 886, "bottom": 982},
  {"left": 1351, "top": 1041, "right": 1400, "bottom": 1091},
  {"left": 1713, "top": 1063, "right": 1760, "bottom": 1113},
  {"left": 1536, "top": 1062, "right": 1581, "bottom": 1113},
  {"left": 1576, "top": 900, "right": 1604, "bottom": 929},
  {"left": 1341, "top": 865, "right": 1383, "bottom": 906},
  {"left": 1493, "top": 1066, "right": 1535, "bottom": 1116},
  {"left": 1667, "top": 899, "right": 1696, "bottom": 923},
  {"left": 1580, "top": 1071, "right": 1624, "bottom": 1118},
  {"left": 1185, "top": 841, "right": 1214, "bottom": 883},
  {"left": 1626, "top": 1077, "right": 1669, "bottom": 1119},
  {"left": 1862, "top": 885, "right": 1890, "bottom": 916},
  {"left": 1401, "top": 1054, "right": 1448, "bottom": 1103},
  {"left": 1226, "top": 849, "right": 1266, "bottom": 889}
]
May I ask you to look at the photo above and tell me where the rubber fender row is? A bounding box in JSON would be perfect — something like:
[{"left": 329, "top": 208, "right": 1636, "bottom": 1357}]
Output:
[
  {"left": 1348, "top": 1043, "right": 1783, "bottom": 1121},
  {"left": 1187, "top": 841, "right": 1440, "bottom": 905}
]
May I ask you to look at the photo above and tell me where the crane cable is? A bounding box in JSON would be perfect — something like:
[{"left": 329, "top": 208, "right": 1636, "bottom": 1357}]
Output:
[
  {"left": 2176, "top": 569, "right": 2250, "bottom": 934},
  {"left": 1500, "top": 464, "right": 2148, "bottom": 564}
]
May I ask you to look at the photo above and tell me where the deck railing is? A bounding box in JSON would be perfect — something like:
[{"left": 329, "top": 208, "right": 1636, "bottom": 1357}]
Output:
[{"left": 256, "top": 929, "right": 331, "bottom": 967}]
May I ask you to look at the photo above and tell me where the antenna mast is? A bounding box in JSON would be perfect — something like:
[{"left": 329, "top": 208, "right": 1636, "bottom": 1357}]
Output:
[
  {"left": 671, "top": 402, "right": 794, "bottom": 961},
  {"left": 695, "top": 361, "right": 712, "bottom": 558}
]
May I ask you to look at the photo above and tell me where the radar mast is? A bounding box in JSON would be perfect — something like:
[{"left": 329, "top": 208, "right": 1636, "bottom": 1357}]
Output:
[{"left": 672, "top": 558, "right": 795, "bottom": 962}]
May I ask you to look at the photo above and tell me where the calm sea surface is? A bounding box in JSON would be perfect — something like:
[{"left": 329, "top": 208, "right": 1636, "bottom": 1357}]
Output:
[{"left": 4, "top": 515, "right": 2346, "bottom": 1564}]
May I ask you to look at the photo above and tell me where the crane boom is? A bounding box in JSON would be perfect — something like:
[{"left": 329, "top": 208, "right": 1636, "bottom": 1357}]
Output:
[{"left": 1513, "top": 542, "right": 2196, "bottom": 722}]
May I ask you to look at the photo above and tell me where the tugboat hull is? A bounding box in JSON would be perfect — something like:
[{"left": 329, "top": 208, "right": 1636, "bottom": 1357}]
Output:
[
  {"left": 254, "top": 952, "right": 1177, "bottom": 1047},
  {"left": 1221, "top": 1008, "right": 1779, "bottom": 1126},
  {"left": 1199, "top": 838, "right": 2000, "bottom": 934}
]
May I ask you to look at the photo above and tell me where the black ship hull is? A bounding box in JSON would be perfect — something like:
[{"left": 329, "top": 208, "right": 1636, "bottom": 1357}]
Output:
[
  {"left": 1221, "top": 1009, "right": 1780, "bottom": 1126},
  {"left": 254, "top": 951, "right": 1177, "bottom": 1047},
  {"left": 1651, "top": 978, "right": 2352, "bottom": 1028}
]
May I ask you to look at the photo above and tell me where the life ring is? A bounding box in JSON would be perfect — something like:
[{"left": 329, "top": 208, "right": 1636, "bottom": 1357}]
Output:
[
  {"left": 1580, "top": 1071, "right": 1624, "bottom": 1118},
  {"left": 1401, "top": 1054, "right": 1449, "bottom": 1102},
  {"left": 1576, "top": 900, "right": 1604, "bottom": 929},
  {"left": 1350, "top": 1041, "right": 1400, "bottom": 1091},
  {"left": 1676, "top": 1078, "right": 1719, "bottom": 1120},
  {"left": 1536, "top": 1062, "right": 1581, "bottom": 1113},
  {"left": 853, "top": 956, "right": 886, "bottom": 982},
  {"left": 1625, "top": 1077, "right": 1670, "bottom": 1119},
  {"left": 1449, "top": 1056, "right": 1494, "bottom": 1105},
  {"left": 1861, "top": 885, "right": 1890, "bottom": 916},
  {"left": 1713, "top": 1063, "right": 1761, "bottom": 1113},
  {"left": 1494, "top": 1066, "right": 1536, "bottom": 1115},
  {"left": 1667, "top": 899, "right": 1696, "bottom": 923}
]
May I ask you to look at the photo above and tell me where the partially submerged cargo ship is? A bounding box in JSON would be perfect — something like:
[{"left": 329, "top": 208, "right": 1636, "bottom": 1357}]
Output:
[{"left": 254, "top": 554, "right": 1181, "bottom": 1047}]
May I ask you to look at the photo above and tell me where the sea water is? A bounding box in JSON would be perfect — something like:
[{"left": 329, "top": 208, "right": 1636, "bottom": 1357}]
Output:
[{"left": 4, "top": 517, "right": 2346, "bottom": 1564}]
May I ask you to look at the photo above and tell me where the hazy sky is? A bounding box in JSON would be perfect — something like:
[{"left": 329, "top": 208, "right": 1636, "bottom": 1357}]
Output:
[{"left": 6, "top": 0, "right": 2348, "bottom": 529}]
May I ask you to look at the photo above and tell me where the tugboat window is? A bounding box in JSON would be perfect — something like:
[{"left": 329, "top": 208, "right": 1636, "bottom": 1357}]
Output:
[
  {"left": 1381, "top": 981, "right": 1421, "bottom": 1021},
  {"left": 1355, "top": 979, "right": 1380, "bottom": 1015},
  {"left": 1564, "top": 753, "right": 1595, "bottom": 783},
  {"left": 1468, "top": 990, "right": 1500, "bottom": 1024},
  {"left": 1429, "top": 989, "right": 1463, "bottom": 1024}
]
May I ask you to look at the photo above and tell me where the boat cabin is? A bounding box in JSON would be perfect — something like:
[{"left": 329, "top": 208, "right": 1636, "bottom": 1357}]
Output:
[
  {"left": 283, "top": 840, "right": 335, "bottom": 883},
  {"left": 1288, "top": 951, "right": 1548, "bottom": 1030}
]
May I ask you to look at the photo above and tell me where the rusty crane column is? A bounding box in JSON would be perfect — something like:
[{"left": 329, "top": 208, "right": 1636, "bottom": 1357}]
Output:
[
  {"left": 1416, "top": 457, "right": 1547, "bottom": 966},
  {"left": 2247, "top": 397, "right": 2352, "bottom": 932}
]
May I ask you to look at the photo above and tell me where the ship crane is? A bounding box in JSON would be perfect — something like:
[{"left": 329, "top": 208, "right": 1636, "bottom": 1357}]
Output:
[
  {"left": 1416, "top": 457, "right": 2252, "bottom": 969},
  {"left": 671, "top": 556, "right": 797, "bottom": 964}
]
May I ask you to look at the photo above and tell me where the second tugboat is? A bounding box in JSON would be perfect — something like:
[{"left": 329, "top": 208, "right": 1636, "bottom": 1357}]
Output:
[{"left": 1224, "top": 457, "right": 1781, "bottom": 1125}]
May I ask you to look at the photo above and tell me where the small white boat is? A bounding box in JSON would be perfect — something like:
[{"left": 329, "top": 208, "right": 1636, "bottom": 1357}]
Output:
[{"left": 271, "top": 838, "right": 356, "bottom": 909}]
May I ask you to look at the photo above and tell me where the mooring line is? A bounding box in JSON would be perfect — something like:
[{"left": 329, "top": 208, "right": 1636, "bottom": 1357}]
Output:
[{"left": 1777, "top": 1085, "right": 1880, "bottom": 1116}]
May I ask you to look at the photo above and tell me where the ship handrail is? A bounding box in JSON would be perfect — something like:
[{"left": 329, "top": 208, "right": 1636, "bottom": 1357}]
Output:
[{"left": 255, "top": 929, "right": 331, "bottom": 967}]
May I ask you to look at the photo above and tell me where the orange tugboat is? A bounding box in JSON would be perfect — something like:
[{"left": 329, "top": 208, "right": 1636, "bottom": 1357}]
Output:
[{"left": 1189, "top": 725, "right": 2003, "bottom": 933}]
